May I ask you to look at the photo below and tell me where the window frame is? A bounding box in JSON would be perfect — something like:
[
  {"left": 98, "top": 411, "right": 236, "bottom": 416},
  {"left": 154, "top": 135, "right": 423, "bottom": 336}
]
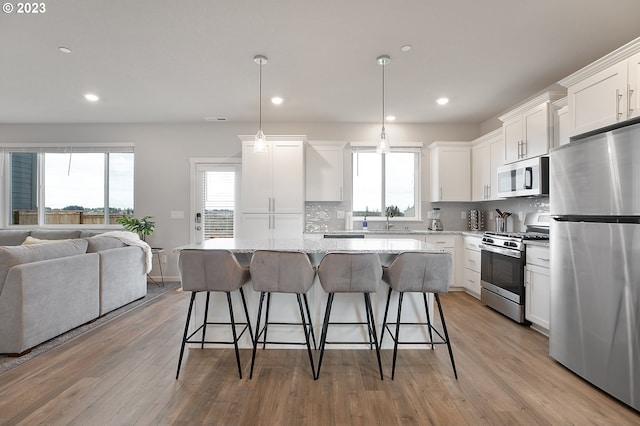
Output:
[
  {"left": 2, "top": 143, "right": 135, "bottom": 228},
  {"left": 351, "top": 145, "right": 422, "bottom": 221}
]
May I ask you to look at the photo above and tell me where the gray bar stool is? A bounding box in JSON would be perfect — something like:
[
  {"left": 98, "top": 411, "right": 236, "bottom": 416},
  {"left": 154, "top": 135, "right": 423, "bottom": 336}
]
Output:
[
  {"left": 249, "top": 250, "right": 317, "bottom": 379},
  {"left": 316, "top": 252, "right": 384, "bottom": 380},
  {"left": 380, "top": 251, "right": 457, "bottom": 379},
  {"left": 176, "top": 249, "right": 253, "bottom": 379}
]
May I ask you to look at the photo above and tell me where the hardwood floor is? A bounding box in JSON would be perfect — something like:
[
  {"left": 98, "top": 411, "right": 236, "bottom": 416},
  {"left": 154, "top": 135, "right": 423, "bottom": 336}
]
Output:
[{"left": 0, "top": 288, "right": 637, "bottom": 425}]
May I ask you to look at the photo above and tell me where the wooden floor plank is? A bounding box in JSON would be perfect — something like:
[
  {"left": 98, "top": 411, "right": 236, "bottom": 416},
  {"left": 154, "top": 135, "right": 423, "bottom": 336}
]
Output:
[{"left": 0, "top": 288, "right": 638, "bottom": 425}]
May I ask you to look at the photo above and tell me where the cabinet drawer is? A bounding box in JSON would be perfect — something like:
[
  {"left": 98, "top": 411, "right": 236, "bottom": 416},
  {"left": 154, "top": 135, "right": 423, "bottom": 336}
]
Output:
[
  {"left": 464, "top": 248, "right": 481, "bottom": 273},
  {"left": 464, "top": 236, "right": 482, "bottom": 251},
  {"left": 424, "top": 235, "right": 456, "bottom": 247},
  {"left": 463, "top": 268, "right": 481, "bottom": 298},
  {"left": 526, "top": 245, "right": 550, "bottom": 268}
]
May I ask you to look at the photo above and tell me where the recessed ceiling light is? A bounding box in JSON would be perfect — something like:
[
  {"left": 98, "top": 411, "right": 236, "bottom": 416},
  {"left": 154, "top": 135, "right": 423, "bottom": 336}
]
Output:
[
  {"left": 204, "top": 116, "right": 228, "bottom": 121},
  {"left": 271, "top": 96, "right": 283, "bottom": 105},
  {"left": 386, "top": 115, "right": 396, "bottom": 122},
  {"left": 58, "top": 46, "right": 72, "bottom": 54},
  {"left": 84, "top": 93, "right": 99, "bottom": 102},
  {"left": 401, "top": 45, "right": 412, "bottom": 52},
  {"left": 436, "top": 97, "right": 449, "bottom": 105}
]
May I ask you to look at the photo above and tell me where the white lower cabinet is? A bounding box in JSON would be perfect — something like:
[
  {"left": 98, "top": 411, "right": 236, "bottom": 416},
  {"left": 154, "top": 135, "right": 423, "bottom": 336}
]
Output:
[
  {"left": 462, "top": 235, "right": 482, "bottom": 298},
  {"left": 524, "top": 245, "right": 550, "bottom": 333},
  {"left": 424, "top": 234, "right": 459, "bottom": 288}
]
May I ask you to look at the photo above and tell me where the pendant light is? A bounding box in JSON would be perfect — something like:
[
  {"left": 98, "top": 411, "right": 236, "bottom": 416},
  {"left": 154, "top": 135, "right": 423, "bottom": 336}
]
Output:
[
  {"left": 376, "top": 55, "right": 391, "bottom": 155},
  {"left": 253, "top": 55, "right": 268, "bottom": 153}
]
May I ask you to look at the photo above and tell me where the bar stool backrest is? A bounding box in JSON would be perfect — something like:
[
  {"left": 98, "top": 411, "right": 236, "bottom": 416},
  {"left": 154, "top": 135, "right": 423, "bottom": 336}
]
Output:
[
  {"left": 317, "top": 252, "right": 382, "bottom": 293},
  {"left": 249, "top": 250, "right": 315, "bottom": 293},
  {"left": 382, "top": 252, "right": 451, "bottom": 293},
  {"left": 178, "top": 249, "right": 249, "bottom": 292}
]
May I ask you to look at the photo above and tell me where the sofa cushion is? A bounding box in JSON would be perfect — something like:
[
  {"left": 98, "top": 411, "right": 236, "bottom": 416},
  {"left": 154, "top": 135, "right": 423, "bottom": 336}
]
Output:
[
  {"left": 22, "top": 236, "right": 62, "bottom": 245},
  {"left": 80, "top": 230, "right": 110, "bottom": 238},
  {"left": 86, "top": 236, "right": 126, "bottom": 253},
  {"left": 0, "top": 230, "right": 31, "bottom": 246},
  {"left": 0, "top": 239, "right": 89, "bottom": 294},
  {"left": 30, "top": 230, "right": 82, "bottom": 240}
]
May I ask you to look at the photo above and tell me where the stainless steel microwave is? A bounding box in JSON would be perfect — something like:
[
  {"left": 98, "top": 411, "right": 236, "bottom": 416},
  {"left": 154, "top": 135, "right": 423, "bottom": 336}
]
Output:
[{"left": 497, "top": 156, "right": 549, "bottom": 198}]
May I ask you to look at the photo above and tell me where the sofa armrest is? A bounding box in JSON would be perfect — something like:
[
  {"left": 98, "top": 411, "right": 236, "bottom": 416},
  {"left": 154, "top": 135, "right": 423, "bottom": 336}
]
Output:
[
  {"left": 0, "top": 253, "right": 100, "bottom": 354},
  {"left": 97, "top": 246, "right": 147, "bottom": 315}
]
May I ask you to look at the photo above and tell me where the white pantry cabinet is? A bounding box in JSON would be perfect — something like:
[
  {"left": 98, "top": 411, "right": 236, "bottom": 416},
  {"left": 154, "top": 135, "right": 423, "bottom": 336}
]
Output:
[
  {"left": 499, "top": 92, "right": 565, "bottom": 164},
  {"left": 237, "top": 213, "right": 304, "bottom": 239},
  {"left": 429, "top": 142, "right": 471, "bottom": 202},
  {"left": 525, "top": 244, "right": 550, "bottom": 334},
  {"left": 239, "top": 136, "right": 305, "bottom": 238},
  {"left": 559, "top": 38, "right": 640, "bottom": 137},
  {"left": 305, "top": 141, "right": 345, "bottom": 201},
  {"left": 471, "top": 129, "right": 504, "bottom": 201}
]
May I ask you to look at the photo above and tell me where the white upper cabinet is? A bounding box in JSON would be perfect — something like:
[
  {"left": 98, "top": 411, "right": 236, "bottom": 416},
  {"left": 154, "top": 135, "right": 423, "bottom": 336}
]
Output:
[
  {"left": 241, "top": 138, "right": 305, "bottom": 214},
  {"left": 471, "top": 129, "right": 504, "bottom": 201},
  {"left": 553, "top": 97, "right": 569, "bottom": 147},
  {"left": 559, "top": 37, "right": 640, "bottom": 137},
  {"left": 499, "top": 91, "right": 565, "bottom": 164},
  {"left": 429, "top": 142, "right": 471, "bottom": 202},
  {"left": 305, "top": 141, "right": 345, "bottom": 202}
]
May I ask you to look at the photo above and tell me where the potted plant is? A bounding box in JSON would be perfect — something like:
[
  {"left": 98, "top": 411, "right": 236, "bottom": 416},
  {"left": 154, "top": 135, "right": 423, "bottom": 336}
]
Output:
[{"left": 116, "top": 215, "right": 155, "bottom": 241}]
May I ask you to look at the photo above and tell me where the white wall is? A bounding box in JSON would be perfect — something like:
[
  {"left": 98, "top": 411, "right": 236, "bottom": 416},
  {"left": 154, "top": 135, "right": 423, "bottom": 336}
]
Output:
[{"left": 0, "top": 121, "right": 480, "bottom": 278}]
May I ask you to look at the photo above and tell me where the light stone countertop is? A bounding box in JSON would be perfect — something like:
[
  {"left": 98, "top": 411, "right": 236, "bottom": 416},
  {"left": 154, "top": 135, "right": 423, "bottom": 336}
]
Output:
[{"left": 173, "top": 237, "right": 449, "bottom": 254}]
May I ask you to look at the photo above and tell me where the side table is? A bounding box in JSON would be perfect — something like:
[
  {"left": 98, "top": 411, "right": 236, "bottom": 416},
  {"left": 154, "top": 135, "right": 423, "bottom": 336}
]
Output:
[{"left": 149, "top": 248, "right": 165, "bottom": 287}]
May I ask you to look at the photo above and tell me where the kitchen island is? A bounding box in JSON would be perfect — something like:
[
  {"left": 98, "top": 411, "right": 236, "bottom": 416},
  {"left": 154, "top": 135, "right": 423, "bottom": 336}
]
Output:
[{"left": 173, "top": 237, "right": 449, "bottom": 349}]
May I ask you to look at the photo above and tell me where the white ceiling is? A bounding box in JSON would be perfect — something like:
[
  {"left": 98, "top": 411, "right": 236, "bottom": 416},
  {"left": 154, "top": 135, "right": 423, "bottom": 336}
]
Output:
[{"left": 2, "top": 0, "right": 640, "bottom": 125}]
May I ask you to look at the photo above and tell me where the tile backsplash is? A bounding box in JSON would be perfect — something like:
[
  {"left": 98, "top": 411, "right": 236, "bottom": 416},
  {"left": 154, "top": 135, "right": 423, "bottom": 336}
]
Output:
[{"left": 305, "top": 197, "right": 550, "bottom": 233}]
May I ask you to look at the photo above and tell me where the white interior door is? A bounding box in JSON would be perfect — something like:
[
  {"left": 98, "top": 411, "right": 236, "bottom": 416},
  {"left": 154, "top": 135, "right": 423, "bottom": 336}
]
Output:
[{"left": 190, "top": 159, "right": 241, "bottom": 245}]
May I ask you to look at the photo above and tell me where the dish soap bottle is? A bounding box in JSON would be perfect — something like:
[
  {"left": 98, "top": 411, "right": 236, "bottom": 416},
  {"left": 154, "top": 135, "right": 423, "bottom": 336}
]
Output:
[{"left": 363, "top": 216, "right": 368, "bottom": 231}]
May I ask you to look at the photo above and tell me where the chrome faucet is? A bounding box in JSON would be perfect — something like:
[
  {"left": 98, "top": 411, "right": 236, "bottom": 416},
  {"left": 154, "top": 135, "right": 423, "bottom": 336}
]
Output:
[{"left": 386, "top": 211, "right": 393, "bottom": 230}]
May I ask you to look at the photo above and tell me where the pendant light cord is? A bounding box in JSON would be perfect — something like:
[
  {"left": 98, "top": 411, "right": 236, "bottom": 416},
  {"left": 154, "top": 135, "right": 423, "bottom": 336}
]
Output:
[
  {"left": 381, "top": 61, "right": 385, "bottom": 132},
  {"left": 259, "top": 60, "right": 262, "bottom": 131}
]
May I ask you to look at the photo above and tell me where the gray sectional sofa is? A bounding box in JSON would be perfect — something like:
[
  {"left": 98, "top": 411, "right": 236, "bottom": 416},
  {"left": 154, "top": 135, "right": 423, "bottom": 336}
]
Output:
[{"left": 0, "top": 229, "right": 148, "bottom": 355}]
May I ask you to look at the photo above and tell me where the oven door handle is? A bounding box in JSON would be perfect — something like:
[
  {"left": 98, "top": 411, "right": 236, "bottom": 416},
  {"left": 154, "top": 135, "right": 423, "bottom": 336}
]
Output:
[{"left": 479, "top": 244, "right": 522, "bottom": 259}]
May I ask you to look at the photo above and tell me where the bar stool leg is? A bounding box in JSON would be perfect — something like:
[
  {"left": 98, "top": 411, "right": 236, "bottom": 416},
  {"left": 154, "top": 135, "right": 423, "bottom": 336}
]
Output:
[
  {"left": 250, "top": 292, "right": 266, "bottom": 379},
  {"left": 435, "top": 293, "right": 458, "bottom": 379},
  {"left": 302, "top": 293, "right": 317, "bottom": 350},
  {"left": 263, "top": 292, "right": 272, "bottom": 350},
  {"left": 365, "top": 296, "right": 374, "bottom": 350},
  {"left": 296, "top": 294, "right": 316, "bottom": 378},
  {"left": 392, "top": 292, "right": 404, "bottom": 380},
  {"left": 423, "top": 293, "right": 435, "bottom": 350},
  {"left": 176, "top": 292, "right": 196, "bottom": 379},
  {"left": 226, "top": 291, "right": 242, "bottom": 379},
  {"left": 201, "top": 292, "right": 211, "bottom": 349},
  {"left": 380, "top": 286, "right": 393, "bottom": 345},
  {"left": 364, "top": 293, "right": 384, "bottom": 380},
  {"left": 315, "top": 292, "right": 335, "bottom": 380},
  {"left": 239, "top": 287, "right": 254, "bottom": 342}
]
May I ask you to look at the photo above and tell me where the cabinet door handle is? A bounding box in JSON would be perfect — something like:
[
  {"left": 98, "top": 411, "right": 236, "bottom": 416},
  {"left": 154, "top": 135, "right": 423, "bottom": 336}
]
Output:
[
  {"left": 616, "top": 89, "right": 623, "bottom": 119},
  {"left": 487, "top": 184, "right": 491, "bottom": 199},
  {"left": 537, "top": 257, "right": 550, "bottom": 262},
  {"left": 440, "top": 187, "right": 443, "bottom": 200},
  {"left": 521, "top": 140, "right": 527, "bottom": 158},
  {"left": 629, "top": 84, "right": 634, "bottom": 116},
  {"left": 272, "top": 197, "right": 275, "bottom": 212}
]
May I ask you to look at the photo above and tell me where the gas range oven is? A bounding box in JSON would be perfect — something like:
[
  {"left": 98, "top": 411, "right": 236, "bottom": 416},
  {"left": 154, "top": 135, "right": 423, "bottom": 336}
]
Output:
[{"left": 479, "top": 213, "right": 549, "bottom": 323}]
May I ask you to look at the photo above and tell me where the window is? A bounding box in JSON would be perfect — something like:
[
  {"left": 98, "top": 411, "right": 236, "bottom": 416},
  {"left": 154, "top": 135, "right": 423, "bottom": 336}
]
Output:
[
  {"left": 202, "top": 167, "right": 236, "bottom": 238},
  {"left": 6, "top": 146, "right": 134, "bottom": 226},
  {"left": 352, "top": 150, "right": 420, "bottom": 220}
]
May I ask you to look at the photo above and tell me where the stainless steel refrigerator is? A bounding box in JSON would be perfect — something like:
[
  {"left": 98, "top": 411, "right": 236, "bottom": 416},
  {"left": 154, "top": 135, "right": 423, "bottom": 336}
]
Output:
[{"left": 549, "top": 120, "right": 640, "bottom": 411}]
